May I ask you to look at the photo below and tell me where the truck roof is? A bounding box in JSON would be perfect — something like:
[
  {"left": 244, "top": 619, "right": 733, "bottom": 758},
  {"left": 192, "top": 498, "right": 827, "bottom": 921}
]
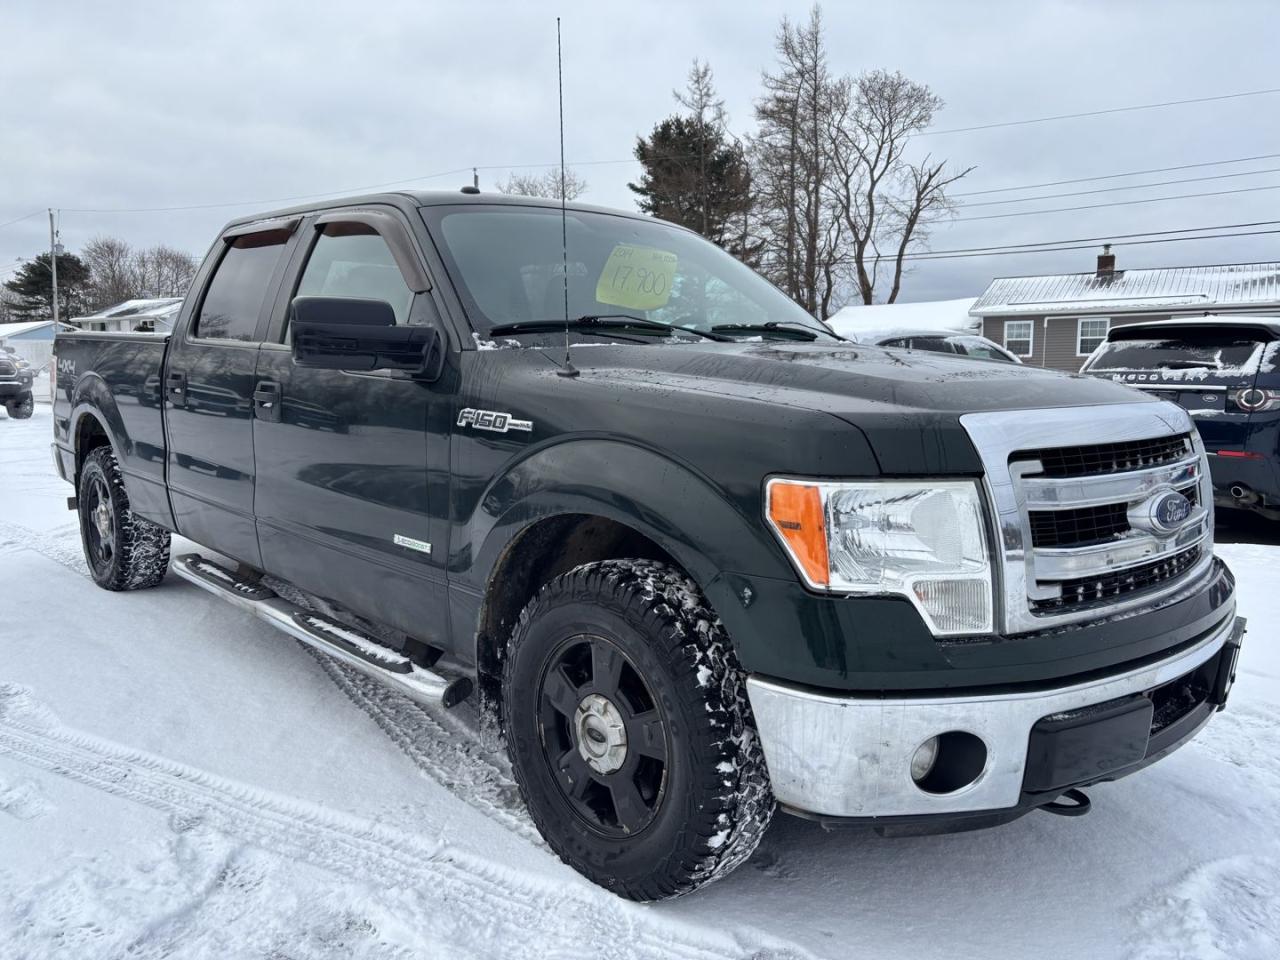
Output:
[{"left": 223, "top": 189, "right": 653, "bottom": 232}]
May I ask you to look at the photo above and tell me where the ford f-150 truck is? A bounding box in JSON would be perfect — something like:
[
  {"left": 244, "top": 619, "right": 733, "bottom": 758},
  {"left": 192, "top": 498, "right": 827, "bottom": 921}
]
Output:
[{"left": 53, "top": 191, "right": 1245, "bottom": 900}]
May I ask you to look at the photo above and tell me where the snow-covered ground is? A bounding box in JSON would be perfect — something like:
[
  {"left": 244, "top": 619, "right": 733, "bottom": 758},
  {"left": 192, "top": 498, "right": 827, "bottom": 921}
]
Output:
[{"left": 2, "top": 405, "right": 1278, "bottom": 959}]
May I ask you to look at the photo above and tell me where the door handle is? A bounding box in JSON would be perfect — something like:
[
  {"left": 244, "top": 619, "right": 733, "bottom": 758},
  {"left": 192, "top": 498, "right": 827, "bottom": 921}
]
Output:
[
  {"left": 254, "top": 380, "right": 282, "bottom": 423},
  {"left": 166, "top": 371, "right": 187, "bottom": 407}
]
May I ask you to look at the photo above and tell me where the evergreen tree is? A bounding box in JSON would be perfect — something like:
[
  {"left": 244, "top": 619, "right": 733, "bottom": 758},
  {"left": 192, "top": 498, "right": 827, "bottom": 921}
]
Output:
[
  {"left": 629, "top": 62, "right": 757, "bottom": 263},
  {"left": 2, "top": 252, "right": 90, "bottom": 321}
]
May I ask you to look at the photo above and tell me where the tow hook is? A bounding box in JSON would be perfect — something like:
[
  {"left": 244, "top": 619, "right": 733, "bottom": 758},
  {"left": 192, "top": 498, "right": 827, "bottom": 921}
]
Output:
[{"left": 1039, "top": 788, "right": 1092, "bottom": 817}]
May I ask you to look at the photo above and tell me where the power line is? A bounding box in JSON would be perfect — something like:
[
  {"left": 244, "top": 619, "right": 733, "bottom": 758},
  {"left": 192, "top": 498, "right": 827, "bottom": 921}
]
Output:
[
  {"left": 920, "top": 88, "right": 1280, "bottom": 136},
  {"left": 0, "top": 210, "right": 44, "bottom": 232},
  {"left": 959, "top": 166, "right": 1280, "bottom": 208},
  {"left": 953, "top": 152, "right": 1280, "bottom": 197},
  {"left": 900, "top": 228, "right": 1280, "bottom": 262},
  {"left": 875, "top": 220, "right": 1280, "bottom": 257},
  {"left": 952, "top": 182, "right": 1280, "bottom": 223}
]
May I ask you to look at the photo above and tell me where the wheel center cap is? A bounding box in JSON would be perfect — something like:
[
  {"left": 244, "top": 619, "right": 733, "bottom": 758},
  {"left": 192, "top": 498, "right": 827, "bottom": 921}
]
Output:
[
  {"left": 574, "top": 693, "right": 628, "bottom": 774},
  {"left": 94, "top": 503, "right": 111, "bottom": 537}
]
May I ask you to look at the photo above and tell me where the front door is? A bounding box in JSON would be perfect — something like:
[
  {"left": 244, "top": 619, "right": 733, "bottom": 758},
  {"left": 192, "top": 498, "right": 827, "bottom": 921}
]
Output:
[
  {"left": 252, "top": 212, "right": 452, "bottom": 645},
  {"left": 165, "top": 221, "right": 297, "bottom": 566}
]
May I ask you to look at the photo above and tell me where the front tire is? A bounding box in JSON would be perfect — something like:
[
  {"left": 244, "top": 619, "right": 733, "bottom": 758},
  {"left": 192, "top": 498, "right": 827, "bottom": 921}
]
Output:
[
  {"left": 5, "top": 395, "right": 33, "bottom": 419},
  {"left": 77, "top": 446, "right": 171, "bottom": 590},
  {"left": 503, "top": 559, "right": 774, "bottom": 900}
]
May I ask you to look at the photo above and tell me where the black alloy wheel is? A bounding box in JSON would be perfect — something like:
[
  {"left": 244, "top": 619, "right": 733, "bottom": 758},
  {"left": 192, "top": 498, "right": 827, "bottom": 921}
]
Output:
[{"left": 537, "top": 633, "right": 669, "bottom": 837}]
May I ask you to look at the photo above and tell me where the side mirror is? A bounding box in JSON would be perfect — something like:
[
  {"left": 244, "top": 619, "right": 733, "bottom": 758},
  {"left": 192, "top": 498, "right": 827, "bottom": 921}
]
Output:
[{"left": 291, "top": 296, "right": 445, "bottom": 380}]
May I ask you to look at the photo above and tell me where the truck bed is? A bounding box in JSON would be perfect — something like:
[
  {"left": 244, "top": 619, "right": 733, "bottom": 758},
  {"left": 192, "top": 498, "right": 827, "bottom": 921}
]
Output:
[{"left": 53, "top": 331, "right": 174, "bottom": 528}]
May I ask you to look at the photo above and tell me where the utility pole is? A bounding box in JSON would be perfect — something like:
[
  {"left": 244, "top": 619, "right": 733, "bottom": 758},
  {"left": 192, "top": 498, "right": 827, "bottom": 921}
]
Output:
[{"left": 48, "top": 209, "right": 59, "bottom": 325}]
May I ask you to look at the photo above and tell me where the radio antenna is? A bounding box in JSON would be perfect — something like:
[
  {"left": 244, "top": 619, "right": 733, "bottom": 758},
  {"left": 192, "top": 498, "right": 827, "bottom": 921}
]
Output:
[{"left": 554, "top": 16, "right": 579, "bottom": 378}]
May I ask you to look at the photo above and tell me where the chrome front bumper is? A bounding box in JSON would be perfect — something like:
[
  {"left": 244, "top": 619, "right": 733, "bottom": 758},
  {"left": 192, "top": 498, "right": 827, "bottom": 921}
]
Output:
[{"left": 746, "top": 612, "right": 1240, "bottom": 819}]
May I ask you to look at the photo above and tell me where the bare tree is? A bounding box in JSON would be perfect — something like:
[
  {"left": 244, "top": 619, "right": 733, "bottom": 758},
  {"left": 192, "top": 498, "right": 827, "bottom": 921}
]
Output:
[
  {"left": 496, "top": 167, "right": 588, "bottom": 200},
  {"left": 751, "top": 5, "right": 843, "bottom": 318},
  {"left": 82, "top": 236, "right": 136, "bottom": 311},
  {"left": 674, "top": 60, "right": 728, "bottom": 239},
  {"left": 826, "top": 69, "right": 973, "bottom": 304},
  {"left": 137, "top": 244, "right": 198, "bottom": 298}
]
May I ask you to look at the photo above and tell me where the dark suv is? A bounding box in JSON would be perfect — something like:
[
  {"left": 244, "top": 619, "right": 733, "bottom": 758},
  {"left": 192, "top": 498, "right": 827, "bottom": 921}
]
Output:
[
  {"left": 0, "top": 350, "right": 34, "bottom": 419},
  {"left": 1081, "top": 317, "right": 1280, "bottom": 521}
]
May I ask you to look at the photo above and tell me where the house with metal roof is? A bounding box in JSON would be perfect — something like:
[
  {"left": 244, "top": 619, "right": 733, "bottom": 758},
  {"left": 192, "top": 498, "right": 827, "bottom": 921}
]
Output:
[
  {"left": 69, "top": 297, "right": 184, "bottom": 333},
  {"left": 969, "top": 248, "right": 1280, "bottom": 373}
]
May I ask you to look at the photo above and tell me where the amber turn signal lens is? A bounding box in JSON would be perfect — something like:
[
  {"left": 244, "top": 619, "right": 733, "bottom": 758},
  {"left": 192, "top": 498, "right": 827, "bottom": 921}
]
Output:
[{"left": 767, "top": 481, "right": 829, "bottom": 587}]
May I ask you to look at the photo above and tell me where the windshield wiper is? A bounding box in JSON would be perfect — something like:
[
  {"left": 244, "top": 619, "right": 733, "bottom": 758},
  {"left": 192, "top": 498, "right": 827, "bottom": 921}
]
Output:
[
  {"left": 710, "top": 321, "right": 848, "bottom": 342},
  {"left": 489, "top": 314, "right": 732, "bottom": 342}
]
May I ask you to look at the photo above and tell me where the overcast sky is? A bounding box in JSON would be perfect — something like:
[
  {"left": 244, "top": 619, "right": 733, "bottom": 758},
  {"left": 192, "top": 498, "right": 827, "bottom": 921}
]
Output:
[{"left": 3, "top": 0, "right": 1278, "bottom": 305}]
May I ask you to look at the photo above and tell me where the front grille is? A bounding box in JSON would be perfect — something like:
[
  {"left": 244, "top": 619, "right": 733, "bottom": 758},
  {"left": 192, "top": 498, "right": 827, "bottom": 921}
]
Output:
[
  {"left": 1014, "top": 434, "right": 1192, "bottom": 478},
  {"left": 0, "top": 360, "right": 14, "bottom": 377},
  {"left": 1030, "top": 503, "right": 1128, "bottom": 548},
  {"left": 1029, "top": 482, "right": 1200, "bottom": 549},
  {"left": 1030, "top": 546, "right": 1201, "bottom": 613}
]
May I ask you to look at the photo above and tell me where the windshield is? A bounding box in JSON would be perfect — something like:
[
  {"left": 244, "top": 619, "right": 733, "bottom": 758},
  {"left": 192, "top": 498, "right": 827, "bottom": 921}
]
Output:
[
  {"left": 421, "top": 204, "right": 828, "bottom": 338},
  {"left": 1086, "top": 328, "right": 1266, "bottom": 373}
]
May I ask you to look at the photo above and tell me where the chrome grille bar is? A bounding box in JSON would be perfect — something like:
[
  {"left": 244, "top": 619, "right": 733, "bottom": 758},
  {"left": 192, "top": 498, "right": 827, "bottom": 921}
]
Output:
[{"left": 1019, "top": 456, "right": 1202, "bottom": 509}]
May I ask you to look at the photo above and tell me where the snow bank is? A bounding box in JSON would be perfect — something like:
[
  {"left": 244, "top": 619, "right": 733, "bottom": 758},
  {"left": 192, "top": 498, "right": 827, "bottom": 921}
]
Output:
[{"left": 826, "top": 296, "right": 981, "bottom": 340}]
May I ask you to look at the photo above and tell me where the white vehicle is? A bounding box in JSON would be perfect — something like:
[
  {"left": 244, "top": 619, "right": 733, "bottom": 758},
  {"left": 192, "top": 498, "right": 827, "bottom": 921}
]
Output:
[{"left": 854, "top": 329, "right": 1022, "bottom": 364}]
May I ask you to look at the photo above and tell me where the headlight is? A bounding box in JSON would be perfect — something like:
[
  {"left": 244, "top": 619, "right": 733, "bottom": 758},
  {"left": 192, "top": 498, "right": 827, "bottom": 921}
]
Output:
[{"left": 765, "top": 478, "right": 993, "bottom": 635}]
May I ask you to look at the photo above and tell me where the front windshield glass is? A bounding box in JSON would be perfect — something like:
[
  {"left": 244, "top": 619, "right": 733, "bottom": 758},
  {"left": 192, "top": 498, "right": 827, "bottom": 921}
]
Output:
[{"left": 421, "top": 204, "right": 828, "bottom": 338}]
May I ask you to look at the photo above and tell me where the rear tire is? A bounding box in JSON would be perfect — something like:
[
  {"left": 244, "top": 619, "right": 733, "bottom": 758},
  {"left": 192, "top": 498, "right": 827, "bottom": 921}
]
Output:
[
  {"left": 502, "top": 559, "right": 773, "bottom": 900},
  {"left": 77, "top": 446, "right": 171, "bottom": 590},
  {"left": 5, "top": 396, "right": 33, "bottom": 419}
]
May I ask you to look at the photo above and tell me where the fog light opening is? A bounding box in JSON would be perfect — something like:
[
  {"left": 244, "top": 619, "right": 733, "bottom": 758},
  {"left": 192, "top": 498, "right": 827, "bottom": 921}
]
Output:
[{"left": 911, "top": 731, "right": 988, "bottom": 795}]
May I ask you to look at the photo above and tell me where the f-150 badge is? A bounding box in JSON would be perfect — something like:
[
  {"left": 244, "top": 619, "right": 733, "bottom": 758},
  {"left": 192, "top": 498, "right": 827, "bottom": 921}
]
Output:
[{"left": 457, "top": 408, "right": 533, "bottom": 434}]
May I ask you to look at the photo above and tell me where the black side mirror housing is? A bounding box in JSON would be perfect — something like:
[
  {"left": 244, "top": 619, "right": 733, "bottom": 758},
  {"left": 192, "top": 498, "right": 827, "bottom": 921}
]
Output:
[{"left": 291, "top": 296, "right": 445, "bottom": 380}]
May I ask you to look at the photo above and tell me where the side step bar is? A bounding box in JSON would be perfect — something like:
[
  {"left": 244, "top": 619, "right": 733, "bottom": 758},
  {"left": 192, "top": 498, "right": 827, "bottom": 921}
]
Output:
[{"left": 172, "top": 554, "right": 472, "bottom": 708}]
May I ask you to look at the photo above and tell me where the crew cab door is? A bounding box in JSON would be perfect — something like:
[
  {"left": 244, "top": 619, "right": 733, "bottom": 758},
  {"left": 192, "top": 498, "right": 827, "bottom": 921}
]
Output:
[
  {"left": 252, "top": 209, "right": 453, "bottom": 644},
  {"left": 164, "top": 219, "right": 298, "bottom": 567}
]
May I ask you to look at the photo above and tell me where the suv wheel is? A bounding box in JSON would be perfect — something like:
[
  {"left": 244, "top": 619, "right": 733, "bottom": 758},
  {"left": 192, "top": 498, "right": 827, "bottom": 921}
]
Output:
[
  {"left": 503, "top": 559, "right": 774, "bottom": 900},
  {"left": 5, "top": 396, "right": 33, "bottom": 419},
  {"left": 77, "top": 446, "right": 171, "bottom": 590}
]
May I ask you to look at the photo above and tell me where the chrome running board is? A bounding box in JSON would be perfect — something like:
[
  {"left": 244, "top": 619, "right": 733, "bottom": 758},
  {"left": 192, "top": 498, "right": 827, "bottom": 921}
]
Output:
[{"left": 172, "top": 553, "right": 471, "bottom": 708}]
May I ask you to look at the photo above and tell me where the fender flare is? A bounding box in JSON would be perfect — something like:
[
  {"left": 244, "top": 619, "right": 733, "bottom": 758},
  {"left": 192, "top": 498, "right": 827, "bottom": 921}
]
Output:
[{"left": 465, "top": 437, "right": 793, "bottom": 596}]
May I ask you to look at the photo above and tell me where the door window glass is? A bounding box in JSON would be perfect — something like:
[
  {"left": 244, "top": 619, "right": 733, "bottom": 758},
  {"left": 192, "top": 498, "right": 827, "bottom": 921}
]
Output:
[
  {"left": 196, "top": 232, "right": 290, "bottom": 341},
  {"left": 295, "top": 225, "right": 414, "bottom": 327}
]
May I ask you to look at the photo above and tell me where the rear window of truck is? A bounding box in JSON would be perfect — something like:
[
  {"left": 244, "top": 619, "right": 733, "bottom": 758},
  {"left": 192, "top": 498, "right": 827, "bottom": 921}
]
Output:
[{"left": 195, "top": 233, "right": 290, "bottom": 341}]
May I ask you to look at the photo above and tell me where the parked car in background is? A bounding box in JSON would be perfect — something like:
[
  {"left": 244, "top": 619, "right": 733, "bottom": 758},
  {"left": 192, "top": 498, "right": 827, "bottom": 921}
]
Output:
[
  {"left": 1080, "top": 316, "right": 1280, "bottom": 522},
  {"left": 0, "top": 350, "right": 35, "bottom": 418},
  {"left": 855, "top": 329, "right": 1022, "bottom": 363}
]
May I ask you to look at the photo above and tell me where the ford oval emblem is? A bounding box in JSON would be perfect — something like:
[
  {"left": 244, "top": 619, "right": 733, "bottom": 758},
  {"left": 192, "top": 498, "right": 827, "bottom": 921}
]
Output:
[{"left": 1152, "top": 491, "right": 1193, "bottom": 532}]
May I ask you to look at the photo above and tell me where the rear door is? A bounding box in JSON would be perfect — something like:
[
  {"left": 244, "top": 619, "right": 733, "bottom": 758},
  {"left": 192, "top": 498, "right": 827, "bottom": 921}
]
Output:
[
  {"left": 164, "top": 219, "right": 298, "bottom": 566},
  {"left": 1081, "top": 322, "right": 1277, "bottom": 451},
  {"left": 251, "top": 208, "right": 453, "bottom": 644}
]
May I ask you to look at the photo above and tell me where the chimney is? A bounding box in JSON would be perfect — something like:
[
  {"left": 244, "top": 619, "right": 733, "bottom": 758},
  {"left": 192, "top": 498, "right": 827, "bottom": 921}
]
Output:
[{"left": 1096, "top": 243, "right": 1116, "bottom": 279}]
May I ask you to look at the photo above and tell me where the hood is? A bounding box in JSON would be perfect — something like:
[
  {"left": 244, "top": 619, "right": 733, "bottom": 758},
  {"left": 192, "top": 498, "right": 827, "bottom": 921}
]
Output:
[{"left": 551, "top": 339, "right": 1155, "bottom": 474}]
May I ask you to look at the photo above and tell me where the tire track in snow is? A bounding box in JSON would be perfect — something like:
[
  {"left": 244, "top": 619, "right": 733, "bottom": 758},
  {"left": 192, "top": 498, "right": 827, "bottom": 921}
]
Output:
[
  {"left": 2, "top": 518, "right": 537, "bottom": 843},
  {"left": 0, "top": 685, "right": 776, "bottom": 960},
  {"left": 0, "top": 519, "right": 88, "bottom": 577}
]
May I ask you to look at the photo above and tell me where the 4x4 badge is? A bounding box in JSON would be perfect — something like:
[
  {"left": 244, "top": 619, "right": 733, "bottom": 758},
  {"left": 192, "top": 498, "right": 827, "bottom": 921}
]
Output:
[{"left": 457, "top": 408, "right": 533, "bottom": 434}]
